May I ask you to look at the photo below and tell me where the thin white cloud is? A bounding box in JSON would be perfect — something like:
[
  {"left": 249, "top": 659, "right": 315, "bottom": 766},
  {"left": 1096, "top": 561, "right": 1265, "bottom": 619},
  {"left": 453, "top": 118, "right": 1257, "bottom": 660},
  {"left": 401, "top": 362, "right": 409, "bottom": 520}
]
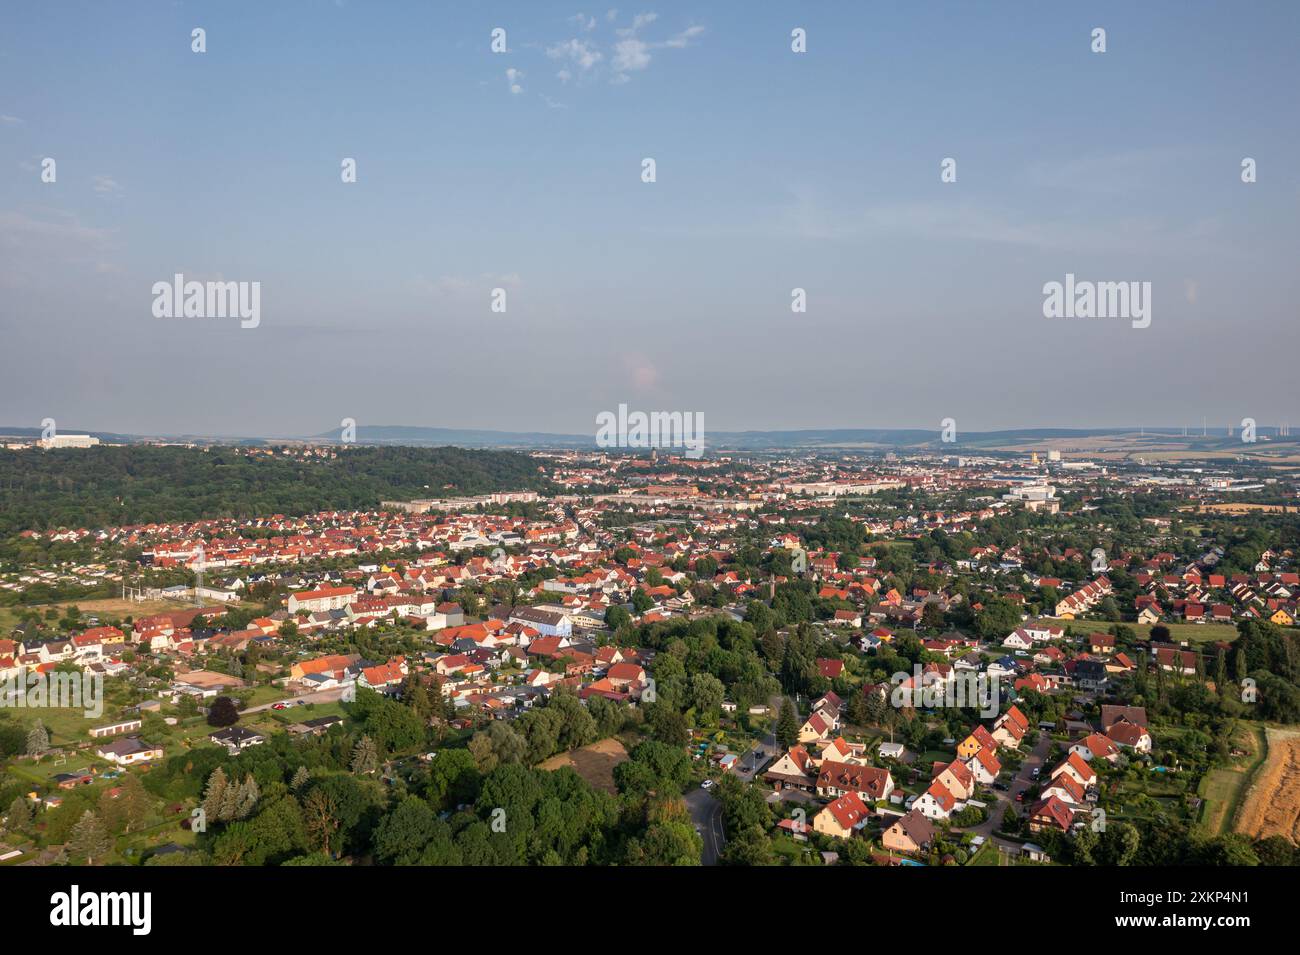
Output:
[
  {"left": 547, "top": 37, "right": 603, "bottom": 71},
  {"left": 612, "top": 38, "right": 650, "bottom": 73},
  {"left": 0, "top": 208, "right": 118, "bottom": 286},
  {"left": 92, "top": 175, "right": 123, "bottom": 198},
  {"left": 540, "top": 14, "right": 704, "bottom": 93},
  {"left": 414, "top": 273, "right": 521, "bottom": 298},
  {"left": 617, "top": 12, "right": 658, "bottom": 37},
  {"left": 0, "top": 115, "right": 23, "bottom": 125},
  {"left": 0, "top": 209, "right": 112, "bottom": 245},
  {"left": 665, "top": 25, "right": 705, "bottom": 49},
  {"left": 506, "top": 68, "right": 524, "bottom": 94}
]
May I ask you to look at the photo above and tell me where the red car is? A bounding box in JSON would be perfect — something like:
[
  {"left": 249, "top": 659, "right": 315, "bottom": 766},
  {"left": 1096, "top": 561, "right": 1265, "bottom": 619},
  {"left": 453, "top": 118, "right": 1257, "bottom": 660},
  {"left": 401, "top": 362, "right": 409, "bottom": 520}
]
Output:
[
  {"left": 1015, "top": 791, "right": 1025, "bottom": 802},
  {"left": 272, "top": 702, "right": 287, "bottom": 710}
]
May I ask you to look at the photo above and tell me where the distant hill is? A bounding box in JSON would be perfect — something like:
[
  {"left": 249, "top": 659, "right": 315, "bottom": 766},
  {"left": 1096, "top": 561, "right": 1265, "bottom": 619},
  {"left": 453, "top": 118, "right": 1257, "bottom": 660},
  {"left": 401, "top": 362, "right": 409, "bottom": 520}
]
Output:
[
  {"left": 306, "top": 424, "right": 1296, "bottom": 452},
  {"left": 5, "top": 422, "right": 1295, "bottom": 454},
  {"left": 309, "top": 424, "right": 592, "bottom": 448}
]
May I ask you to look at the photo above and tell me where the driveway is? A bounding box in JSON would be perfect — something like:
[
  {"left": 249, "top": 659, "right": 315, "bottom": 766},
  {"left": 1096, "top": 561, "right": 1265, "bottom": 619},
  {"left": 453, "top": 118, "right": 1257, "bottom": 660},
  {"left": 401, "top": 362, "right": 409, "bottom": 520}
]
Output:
[
  {"left": 685, "top": 787, "right": 726, "bottom": 865},
  {"left": 733, "top": 746, "right": 769, "bottom": 783}
]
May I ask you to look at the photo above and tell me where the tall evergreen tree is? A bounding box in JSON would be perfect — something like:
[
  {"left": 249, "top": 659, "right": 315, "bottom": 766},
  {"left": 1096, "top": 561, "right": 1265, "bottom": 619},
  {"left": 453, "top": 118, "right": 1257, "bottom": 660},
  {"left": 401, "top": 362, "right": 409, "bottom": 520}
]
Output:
[
  {"left": 26, "top": 720, "right": 49, "bottom": 756},
  {"left": 775, "top": 699, "right": 799, "bottom": 751},
  {"left": 234, "top": 775, "right": 260, "bottom": 820},
  {"left": 202, "top": 767, "right": 229, "bottom": 822},
  {"left": 69, "top": 810, "right": 112, "bottom": 865},
  {"left": 352, "top": 735, "right": 379, "bottom": 775},
  {"left": 5, "top": 796, "right": 32, "bottom": 832}
]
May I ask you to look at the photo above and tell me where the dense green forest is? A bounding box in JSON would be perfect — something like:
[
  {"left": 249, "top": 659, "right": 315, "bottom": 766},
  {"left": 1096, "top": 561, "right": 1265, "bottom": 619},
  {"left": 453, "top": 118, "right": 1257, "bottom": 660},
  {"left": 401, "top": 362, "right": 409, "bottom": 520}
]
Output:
[{"left": 0, "top": 445, "right": 550, "bottom": 535}]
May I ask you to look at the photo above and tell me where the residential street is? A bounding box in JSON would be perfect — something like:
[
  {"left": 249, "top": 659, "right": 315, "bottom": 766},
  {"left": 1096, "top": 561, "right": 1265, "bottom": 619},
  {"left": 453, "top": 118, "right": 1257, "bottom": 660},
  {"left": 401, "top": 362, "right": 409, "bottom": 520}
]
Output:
[
  {"left": 242, "top": 686, "right": 347, "bottom": 714},
  {"left": 685, "top": 788, "right": 726, "bottom": 865},
  {"left": 966, "top": 731, "right": 1053, "bottom": 848}
]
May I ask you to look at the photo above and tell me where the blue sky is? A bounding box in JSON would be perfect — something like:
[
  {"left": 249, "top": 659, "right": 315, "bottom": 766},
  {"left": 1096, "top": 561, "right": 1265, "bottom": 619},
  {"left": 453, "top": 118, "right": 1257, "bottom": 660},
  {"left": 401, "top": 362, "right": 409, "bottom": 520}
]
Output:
[{"left": 1, "top": 1, "right": 1297, "bottom": 437}]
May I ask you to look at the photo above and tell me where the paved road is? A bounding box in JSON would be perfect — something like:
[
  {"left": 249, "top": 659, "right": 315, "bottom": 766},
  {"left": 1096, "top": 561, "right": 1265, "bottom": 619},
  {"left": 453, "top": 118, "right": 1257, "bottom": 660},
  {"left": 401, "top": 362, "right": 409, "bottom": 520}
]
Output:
[
  {"left": 685, "top": 788, "right": 726, "bottom": 865},
  {"left": 964, "top": 732, "right": 1053, "bottom": 843},
  {"left": 242, "top": 686, "right": 347, "bottom": 714}
]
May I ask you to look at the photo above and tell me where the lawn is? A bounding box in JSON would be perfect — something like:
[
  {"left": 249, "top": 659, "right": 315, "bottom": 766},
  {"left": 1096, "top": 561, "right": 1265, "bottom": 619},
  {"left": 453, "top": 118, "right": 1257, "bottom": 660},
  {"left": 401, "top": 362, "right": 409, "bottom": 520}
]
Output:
[
  {"left": 967, "top": 842, "right": 1000, "bottom": 866},
  {"left": 917, "top": 748, "right": 955, "bottom": 767},
  {"left": 1195, "top": 725, "right": 1266, "bottom": 835},
  {"left": 1130, "top": 622, "right": 1239, "bottom": 645},
  {"left": 1042, "top": 618, "right": 1238, "bottom": 645}
]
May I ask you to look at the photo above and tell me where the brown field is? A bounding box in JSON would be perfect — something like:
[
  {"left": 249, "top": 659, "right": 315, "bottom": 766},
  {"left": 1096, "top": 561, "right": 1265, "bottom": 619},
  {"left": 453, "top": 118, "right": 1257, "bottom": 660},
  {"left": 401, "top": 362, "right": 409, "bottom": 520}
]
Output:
[
  {"left": 1182, "top": 503, "right": 1294, "bottom": 515},
  {"left": 0, "top": 595, "right": 203, "bottom": 632},
  {"left": 1235, "top": 727, "right": 1300, "bottom": 845},
  {"left": 60, "top": 596, "right": 198, "bottom": 617},
  {"left": 964, "top": 430, "right": 1300, "bottom": 466},
  {"left": 539, "top": 737, "right": 629, "bottom": 794}
]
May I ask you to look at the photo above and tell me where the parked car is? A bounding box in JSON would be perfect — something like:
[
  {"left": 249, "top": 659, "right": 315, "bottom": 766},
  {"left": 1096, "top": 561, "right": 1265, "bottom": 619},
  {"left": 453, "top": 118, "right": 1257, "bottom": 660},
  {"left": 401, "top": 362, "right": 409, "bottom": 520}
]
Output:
[
  {"left": 1030, "top": 767, "right": 1041, "bottom": 779},
  {"left": 272, "top": 702, "right": 287, "bottom": 710},
  {"left": 700, "top": 779, "right": 715, "bottom": 790}
]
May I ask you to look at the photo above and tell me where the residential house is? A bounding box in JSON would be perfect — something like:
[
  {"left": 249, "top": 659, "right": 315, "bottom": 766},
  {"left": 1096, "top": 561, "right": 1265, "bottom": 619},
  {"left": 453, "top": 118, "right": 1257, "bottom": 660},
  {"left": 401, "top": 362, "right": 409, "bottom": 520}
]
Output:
[
  {"left": 881, "top": 808, "right": 935, "bottom": 855},
  {"left": 1070, "top": 732, "right": 1120, "bottom": 764},
  {"left": 94, "top": 736, "right": 164, "bottom": 766},
  {"left": 1027, "top": 795, "right": 1075, "bottom": 834},
  {"left": 913, "top": 781, "right": 955, "bottom": 820},
  {"left": 991, "top": 705, "right": 1029, "bottom": 749},
  {"left": 209, "top": 726, "right": 267, "bottom": 754},
  {"left": 1050, "top": 752, "right": 1098, "bottom": 789},
  {"left": 816, "top": 761, "right": 894, "bottom": 803},
  {"left": 813, "top": 792, "right": 871, "bottom": 840},
  {"left": 763, "top": 746, "right": 816, "bottom": 792}
]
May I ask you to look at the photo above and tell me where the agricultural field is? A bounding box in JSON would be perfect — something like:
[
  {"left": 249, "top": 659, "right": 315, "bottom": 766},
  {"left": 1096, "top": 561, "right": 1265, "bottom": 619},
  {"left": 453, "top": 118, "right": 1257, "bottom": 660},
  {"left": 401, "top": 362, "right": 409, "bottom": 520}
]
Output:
[
  {"left": 1183, "top": 503, "right": 1295, "bottom": 515},
  {"left": 1044, "top": 618, "right": 1240, "bottom": 646},
  {"left": 1129, "top": 622, "right": 1240, "bottom": 645},
  {"left": 0, "top": 596, "right": 198, "bottom": 633},
  {"left": 1235, "top": 726, "right": 1300, "bottom": 845}
]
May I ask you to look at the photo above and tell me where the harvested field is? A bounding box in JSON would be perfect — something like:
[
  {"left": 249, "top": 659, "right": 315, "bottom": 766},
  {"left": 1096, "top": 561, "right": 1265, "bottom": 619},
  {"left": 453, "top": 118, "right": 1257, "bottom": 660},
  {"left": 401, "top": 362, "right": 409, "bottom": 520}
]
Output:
[
  {"left": 64, "top": 596, "right": 197, "bottom": 616},
  {"left": 1235, "top": 727, "right": 1300, "bottom": 844},
  {"left": 539, "top": 737, "right": 629, "bottom": 794},
  {"left": 1184, "top": 503, "right": 1294, "bottom": 515}
]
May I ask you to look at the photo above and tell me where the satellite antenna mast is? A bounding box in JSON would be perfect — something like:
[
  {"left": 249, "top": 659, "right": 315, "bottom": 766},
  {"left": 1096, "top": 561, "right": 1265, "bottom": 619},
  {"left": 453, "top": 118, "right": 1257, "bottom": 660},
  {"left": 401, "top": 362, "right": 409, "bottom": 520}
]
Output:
[{"left": 194, "top": 543, "right": 205, "bottom": 606}]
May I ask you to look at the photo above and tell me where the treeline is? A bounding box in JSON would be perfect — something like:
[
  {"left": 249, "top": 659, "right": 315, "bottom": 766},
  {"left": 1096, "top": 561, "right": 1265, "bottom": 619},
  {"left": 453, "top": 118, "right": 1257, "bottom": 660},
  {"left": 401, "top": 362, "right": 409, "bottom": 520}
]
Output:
[
  {"left": 66, "top": 691, "right": 701, "bottom": 866},
  {"left": 0, "top": 445, "right": 551, "bottom": 536},
  {"left": 1027, "top": 812, "right": 1299, "bottom": 867}
]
